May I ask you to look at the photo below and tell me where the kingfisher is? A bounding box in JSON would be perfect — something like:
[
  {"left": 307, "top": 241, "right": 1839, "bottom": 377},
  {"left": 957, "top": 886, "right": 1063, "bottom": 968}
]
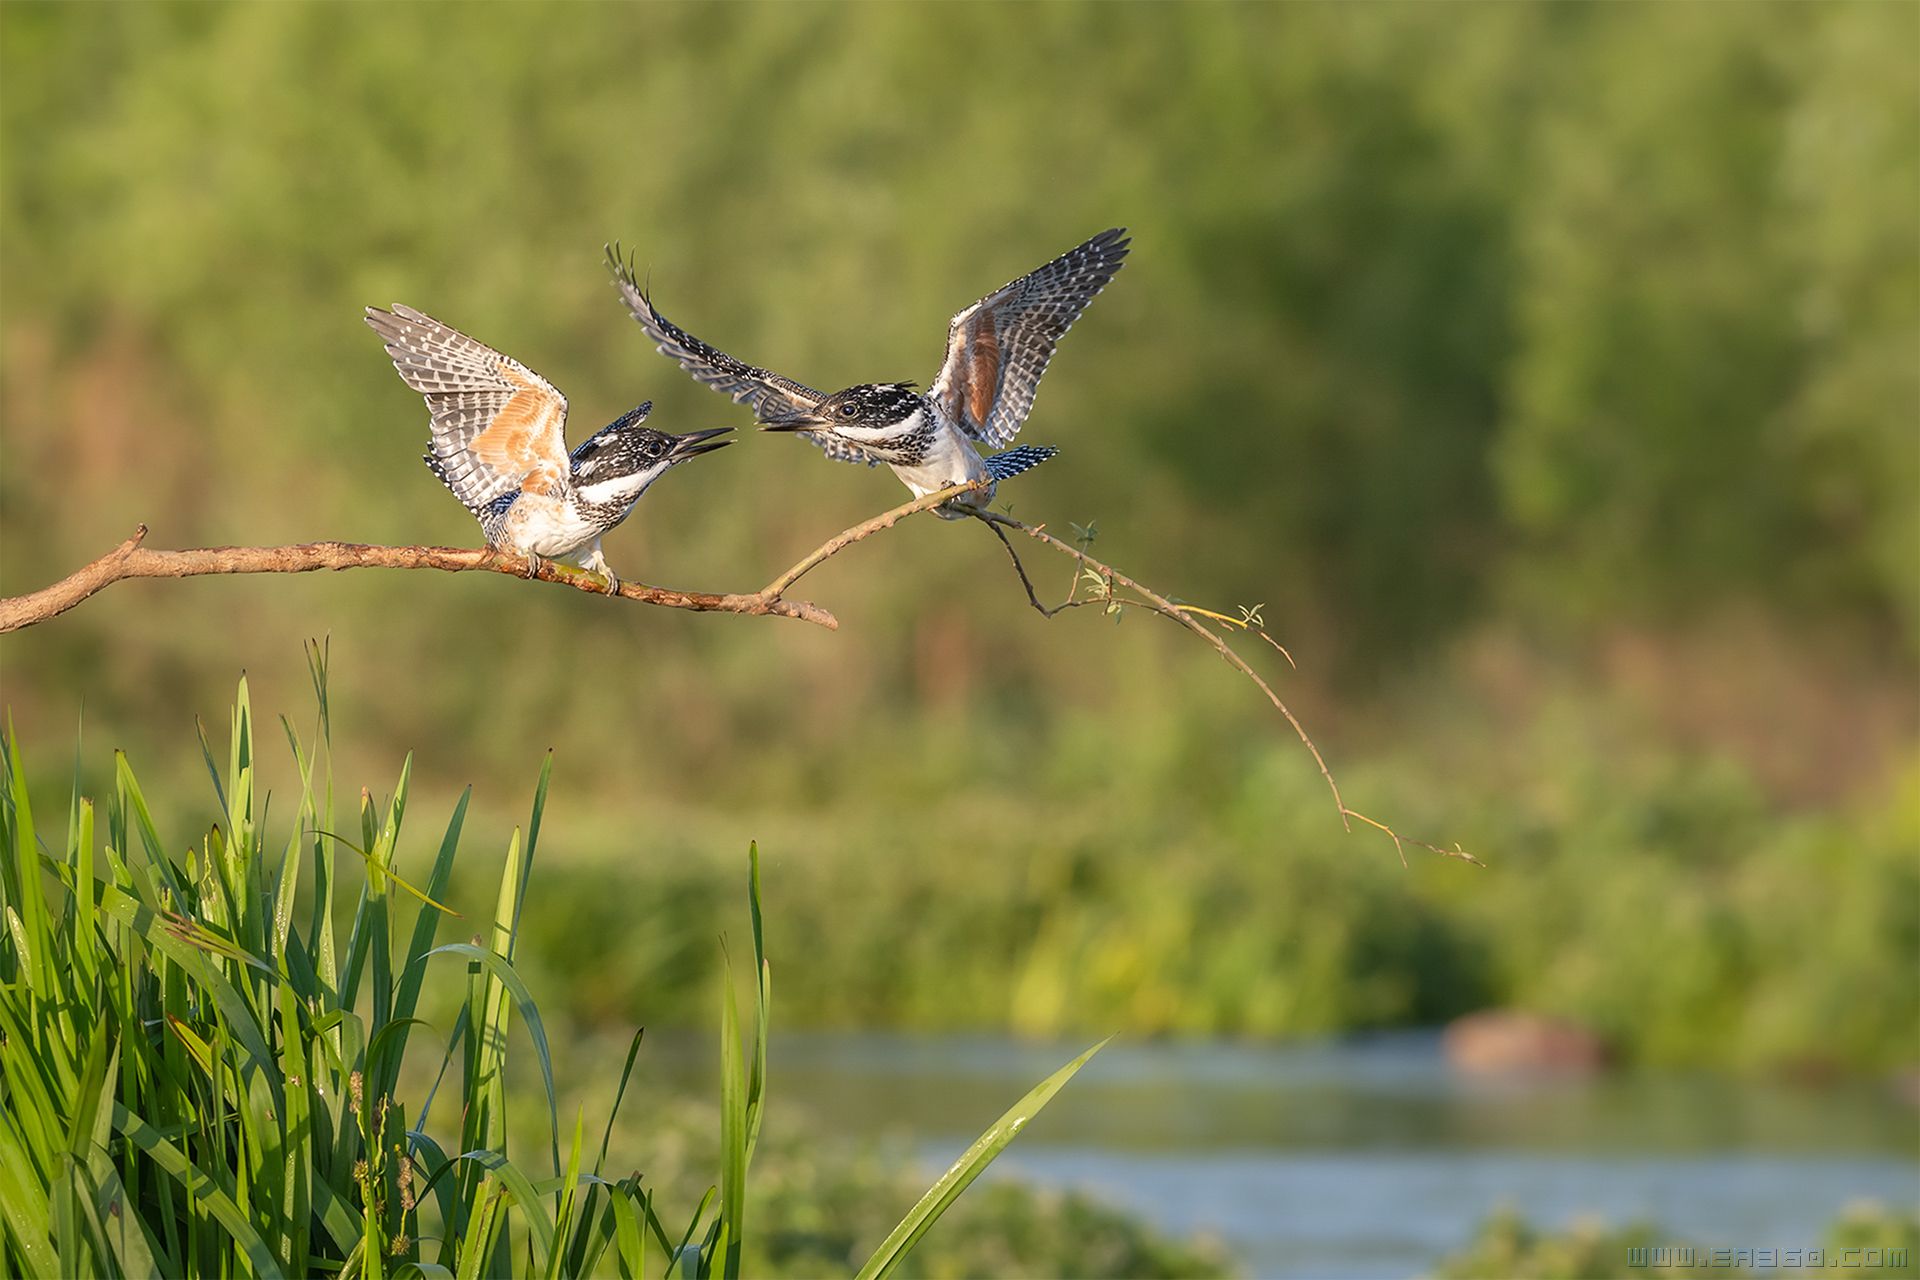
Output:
[
  {"left": 365, "top": 303, "right": 731, "bottom": 591},
  {"left": 609, "top": 227, "right": 1130, "bottom": 517}
]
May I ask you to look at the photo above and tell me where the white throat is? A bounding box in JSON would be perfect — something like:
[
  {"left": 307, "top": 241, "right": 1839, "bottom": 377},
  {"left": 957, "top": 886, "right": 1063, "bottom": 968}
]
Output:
[{"left": 575, "top": 466, "right": 663, "bottom": 509}]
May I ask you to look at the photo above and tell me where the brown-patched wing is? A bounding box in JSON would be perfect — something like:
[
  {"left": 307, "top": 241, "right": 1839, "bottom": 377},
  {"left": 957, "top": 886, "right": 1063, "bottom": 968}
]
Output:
[
  {"left": 928, "top": 227, "right": 1130, "bottom": 449},
  {"left": 365, "top": 303, "right": 571, "bottom": 513}
]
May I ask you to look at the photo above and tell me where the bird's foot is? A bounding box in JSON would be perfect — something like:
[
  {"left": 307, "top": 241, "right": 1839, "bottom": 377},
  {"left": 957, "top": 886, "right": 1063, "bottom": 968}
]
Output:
[
  {"left": 598, "top": 568, "right": 622, "bottom": 597},
  {"left": 525, "top": 553, "right": 546, "bottom": 580}
]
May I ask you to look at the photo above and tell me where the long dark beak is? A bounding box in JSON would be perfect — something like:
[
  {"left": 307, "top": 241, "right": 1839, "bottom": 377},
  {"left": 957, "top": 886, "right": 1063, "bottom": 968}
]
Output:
[
  {"left": 759, "top": 410, "right": 824, "bottom": 433},
  {"left": 669, "top": 427, "right": 734, "bottom": 459}
]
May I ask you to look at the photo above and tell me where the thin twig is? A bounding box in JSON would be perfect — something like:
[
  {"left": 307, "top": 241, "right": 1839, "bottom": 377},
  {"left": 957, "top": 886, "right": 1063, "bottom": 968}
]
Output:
[
  {"left": 981, "top": 519, "right": 1101, "bottom": 620},
  {"left": 971, "top": 510, "right": 1480, "bottom": 867}
]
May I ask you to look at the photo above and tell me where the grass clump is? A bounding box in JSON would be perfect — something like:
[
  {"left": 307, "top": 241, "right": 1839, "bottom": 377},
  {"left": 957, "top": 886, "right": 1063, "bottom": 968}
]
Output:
[{"left": 0, "top": 653, "right": 1104, "bottom": 1278}]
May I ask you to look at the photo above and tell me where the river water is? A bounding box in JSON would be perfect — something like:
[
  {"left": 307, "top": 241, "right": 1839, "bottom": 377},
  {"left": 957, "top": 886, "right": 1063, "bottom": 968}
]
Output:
[{"left": 715, "top": 1030, "right": 1919, "bottom": 1278}]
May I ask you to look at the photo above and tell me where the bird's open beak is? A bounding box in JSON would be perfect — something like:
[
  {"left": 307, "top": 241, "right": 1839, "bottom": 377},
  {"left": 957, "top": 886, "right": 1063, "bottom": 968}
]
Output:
[
  {"left": 759, "top": 409, "right": 825, "bottom": 433},
  {"left": 670, "top": 427, "right": 735, "bottom": 459}
]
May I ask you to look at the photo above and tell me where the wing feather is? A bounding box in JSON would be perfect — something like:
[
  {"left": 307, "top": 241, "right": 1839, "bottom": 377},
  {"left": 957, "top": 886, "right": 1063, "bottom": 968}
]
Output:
[
  {"left": 929, "top": 227, "right": 1130, "bottom": 448},
  {"left": 606, "top": 245, "right": 826, "bottom": 424},
  {"left": 365, "top": 304, "right": 571, "bottom": 510}
]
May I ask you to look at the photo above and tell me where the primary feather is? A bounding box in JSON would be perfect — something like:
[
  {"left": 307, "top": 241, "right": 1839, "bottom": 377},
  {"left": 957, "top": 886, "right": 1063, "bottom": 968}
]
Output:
[
  {"left": 364, "top": 303, "right": 573, "bottom": 510},
  {"left": 928, "top": 227, "right": 1130, "bottom": 448}
]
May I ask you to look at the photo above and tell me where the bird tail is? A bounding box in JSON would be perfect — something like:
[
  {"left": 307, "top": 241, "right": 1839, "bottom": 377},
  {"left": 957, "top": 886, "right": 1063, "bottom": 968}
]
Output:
[{"left": 984, "top": 445, "right": 1058, "bottom": 482}]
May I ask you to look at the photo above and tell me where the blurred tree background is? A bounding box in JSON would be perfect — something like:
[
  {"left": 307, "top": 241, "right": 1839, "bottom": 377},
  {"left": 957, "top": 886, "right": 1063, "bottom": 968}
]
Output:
[{"left": 2, "top": 2, "right": 1914, "bottom": 1072}]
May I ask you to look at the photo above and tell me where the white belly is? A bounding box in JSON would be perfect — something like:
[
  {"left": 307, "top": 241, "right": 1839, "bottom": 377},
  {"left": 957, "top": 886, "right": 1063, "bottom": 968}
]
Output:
[
  {"left": 497, "top": 493, "right": 603, "bottom": 560},
  {"left": 890, "top": 429, "right": 993, "bottom": 510}
]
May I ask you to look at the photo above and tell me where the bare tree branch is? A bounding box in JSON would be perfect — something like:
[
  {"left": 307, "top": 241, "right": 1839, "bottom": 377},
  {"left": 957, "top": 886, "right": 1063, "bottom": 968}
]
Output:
[
  {"left": 0, "top": 526, "right": 837, "bottom": 632},
  {"left": 0, "top": 483, "right": 995, "bottom": 636},
  {"left": 971, "top": 509, "right": 1480, "bottom": 867},
  {"left": 0, "top": 481, "right": 1476, "bottom": 864}
]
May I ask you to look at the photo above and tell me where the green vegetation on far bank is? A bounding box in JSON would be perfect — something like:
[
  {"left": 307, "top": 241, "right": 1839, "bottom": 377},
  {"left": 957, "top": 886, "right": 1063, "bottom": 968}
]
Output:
[
  {"left": 1439, "top": 1203, "right": 1920, "bottom": 1280},
  {"left": 511, "top": 689, "right": 1916, "bottom": 1075}
]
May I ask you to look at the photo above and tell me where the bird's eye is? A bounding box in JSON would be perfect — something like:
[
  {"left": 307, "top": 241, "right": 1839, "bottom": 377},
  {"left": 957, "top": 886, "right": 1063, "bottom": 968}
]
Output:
[{"left": 838, "top": 402, "right": 858, "bottom": 418}]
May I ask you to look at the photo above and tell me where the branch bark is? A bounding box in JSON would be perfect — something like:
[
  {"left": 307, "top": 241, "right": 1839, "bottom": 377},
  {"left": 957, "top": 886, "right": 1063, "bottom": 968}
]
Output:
[{"left": 0, "top": 483, "right": 992, "bottom": 636}]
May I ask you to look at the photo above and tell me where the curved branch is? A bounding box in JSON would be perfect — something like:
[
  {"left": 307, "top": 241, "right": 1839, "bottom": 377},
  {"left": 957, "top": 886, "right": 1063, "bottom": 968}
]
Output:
[
  {"left": 0, "top": 483, "right": 999, "bottom": 637},
  {"left": 755, "top": 481, "right": 988, "bottom": 600},
  {"left": 972, "top": 510, "right": 1479, "bottom": 867}
]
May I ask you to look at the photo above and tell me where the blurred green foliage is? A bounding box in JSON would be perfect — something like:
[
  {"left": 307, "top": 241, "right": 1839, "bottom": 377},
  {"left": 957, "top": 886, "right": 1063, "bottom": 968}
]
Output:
[
  {"left": 511, "top": 704, "right": 1918, "bottom": 1070},
  {"left": 1438, "top": 1202, "right": 1920, "bottom": 1279},
  {"left": 2, "top": 4, "right": 1915, "bottom": 1068}
]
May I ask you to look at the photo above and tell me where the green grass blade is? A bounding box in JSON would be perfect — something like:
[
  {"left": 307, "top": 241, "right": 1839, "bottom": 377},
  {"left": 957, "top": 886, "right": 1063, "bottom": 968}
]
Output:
[
  {"left": 543, "top": 1110, "right": 586, "bottom": 1280},
  {"left": 112, "top": 1103, "right": 286, "bottom": 1280},
  {"left": 277, "top": 981, "right": 312, "bottom": 1274},
  {"left": 314, "top": 830, "right": 456, "bottom": 920},
  {"left": 0, "top": 1132, "right": 57, "bottom": 1277},
  {"left": 92, "top": 1161, "right": 162, "bottom": 1279},
  {"left": 511, "top": 753, "right": 553, "bottom": 950},
  {"left": 744, "top": 846, "right": 768, "bottom": 1165},
  {"left": 419, "top": 942, "right": 557, "bottom": 1161},
  {"left": 454, "top": 1186, "right": 507, "bottom": 1280},
  {"left": 716, "top": 953, "right": 746, "bottom": 1280},
  {"left": 610, "top": 1184, "right": 645, "bottom": 1280},
  {"left": 852, "top": 1036, "right": 1111, "bottom": 1280},
  {"left": 446, "top": 1150, "right": 555, "bottom": 1260},
  {"left": 4, "top": 729, "right": 48, "bottom": 998},
  {"left": 378, "top": 788, "right": 469, "bottom": 1100},
  {"left": 594, "top": 1030, "right": 645, "bottom": 1179},
  {"left": 414, "top": 1007, "right": 468, "bottom": 1132},
  {"left": 0, "top": 989, "right": 64, "bottom": 1164},
  {"left": 195, "top": 717, "right": 229, "bottom": 827},
  {"left": 71, "top": 799, "right": 98, "bottom": 996},
  {"left": 111, "top": 750, "right": 186, "bottom": 906},
  {"left": 50, "top": 1030, "right": 114, "bottom": 1276},
  {"left": 92, "top": 883, "right": 278, "bottom": 1086},
  {"left": 400, "top": 1128, "right": 458, "bottom": 1257},
  {"left": 669, "top": 1186, "right": 714, "bottom": 1278},
  {"left": 636, "top": 1183, "right": 677, "bottom": 1260}
]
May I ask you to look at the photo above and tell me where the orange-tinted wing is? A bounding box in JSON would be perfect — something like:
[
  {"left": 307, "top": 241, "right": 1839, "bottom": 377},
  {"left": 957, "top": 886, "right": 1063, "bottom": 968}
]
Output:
[
  {"left": 365, "top": 304, "right": 571, "bottom": 513},
  {"left": 928, "top": 228, "right": 1130, "bottom": 449}
]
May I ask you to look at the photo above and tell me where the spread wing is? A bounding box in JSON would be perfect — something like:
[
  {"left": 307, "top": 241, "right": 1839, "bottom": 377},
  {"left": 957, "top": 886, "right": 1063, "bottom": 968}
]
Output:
[
  {"left": 365, "top": 304, "right": 571, "bottom": 513},
  {"left": 928, "top": 227, "right": 1130, "bottom": 449},
  {"left": 607, "top": 245, "right": 828, "bottom": 426},
  {"left": 804, "top": 433, "right": 884, "bottom": 468}
]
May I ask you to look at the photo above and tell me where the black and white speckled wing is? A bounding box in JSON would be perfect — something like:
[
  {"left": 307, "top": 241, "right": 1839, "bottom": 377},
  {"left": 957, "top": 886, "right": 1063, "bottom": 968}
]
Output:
[
  {"left": 365, "top": 304, "right": 572, "bottom": 514},
  {"left": 928, "top": 228, "right": 1130, "bottom": 450},
  {"left": 804, "top": 432, "right": 884, "bottom": 468},
  {"left": 607, "top": 245, "right": 828, "bottom": 424}
]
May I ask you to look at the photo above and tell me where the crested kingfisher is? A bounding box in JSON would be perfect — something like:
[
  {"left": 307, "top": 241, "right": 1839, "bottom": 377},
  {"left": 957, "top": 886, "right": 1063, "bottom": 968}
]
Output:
[
  {"left": 365, "top": 303, "right": 731, "bottom": 591},
  {"left": 608, "top": 228, "right": 1130, "bottom": 517}
]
